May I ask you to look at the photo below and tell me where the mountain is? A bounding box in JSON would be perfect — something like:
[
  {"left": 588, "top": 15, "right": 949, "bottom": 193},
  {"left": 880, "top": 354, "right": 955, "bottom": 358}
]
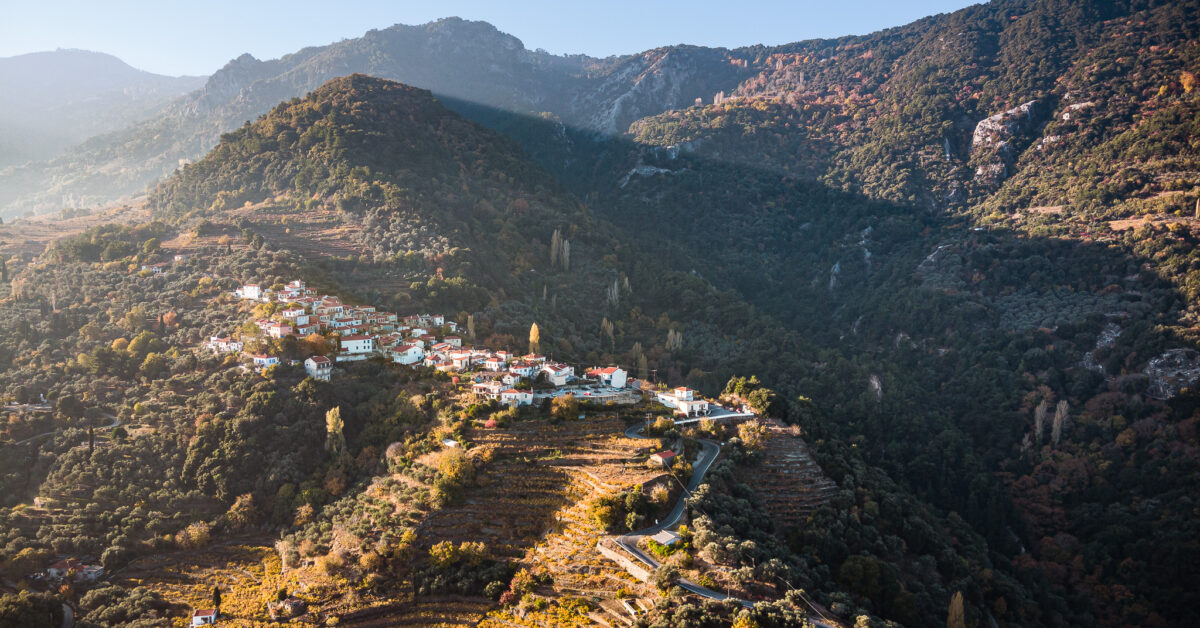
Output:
[
  {"left": 2, "top": 1, "right": 1200, "bottom": 626},
  {"left": 0, "top": 73, "right": 1063, "bottom": 626},
  {"left": 0, "top": 49, "right": 204, "bottom": 168},
  {"left": 0, "top": 18, "right": 750, "bottom": 216},
  {"left": 517, "top": 1, "right": 1200, "bottom": 625}
]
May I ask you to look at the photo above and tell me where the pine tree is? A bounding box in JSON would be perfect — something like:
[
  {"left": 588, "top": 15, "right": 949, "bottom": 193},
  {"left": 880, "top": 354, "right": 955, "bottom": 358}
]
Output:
[
  {"left": 638, "top": 354, "right": 649, "bottom": 380},
  {"left": 550, "top": 228, "right": 561, "bottom": 266},
  {"left": 466, "top": 314, "right": 475, "bottom": 339},
  {"left": 561, "top": 239, "right": 570, "bottom": 271}
]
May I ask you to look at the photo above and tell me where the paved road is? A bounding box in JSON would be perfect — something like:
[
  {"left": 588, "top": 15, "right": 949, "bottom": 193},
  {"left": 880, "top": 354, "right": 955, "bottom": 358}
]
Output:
[
  {"left": 615, "top": 424, "right": 842, "bottom": 626},
  {"left": 613, "top": 425, "right": 750, "bottom": 605}
]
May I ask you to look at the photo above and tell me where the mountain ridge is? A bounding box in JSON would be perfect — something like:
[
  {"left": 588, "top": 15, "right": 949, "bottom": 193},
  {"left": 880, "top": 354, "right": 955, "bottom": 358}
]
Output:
[{"left": 0, "top": 49, "right": 204, "bottom": 168}]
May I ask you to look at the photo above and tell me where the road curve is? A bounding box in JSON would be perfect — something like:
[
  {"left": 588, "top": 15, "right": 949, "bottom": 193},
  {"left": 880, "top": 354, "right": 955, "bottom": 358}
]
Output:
[
  {"left": 618, "top": 422, "right": 842, "bottom": 626},
  {"left": 614, "top": 424, "right": 750, "bottom": 605}
]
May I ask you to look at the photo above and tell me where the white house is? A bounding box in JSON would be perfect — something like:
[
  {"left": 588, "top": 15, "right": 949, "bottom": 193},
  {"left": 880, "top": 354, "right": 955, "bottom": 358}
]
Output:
[
  {"left": 656, "top": 387, "right": 710, "bottom": 417},
  {"left": 235, "top": 284, "right": 262, "bottom": 300},
  {"left": 45, "top": 558, "right": 84, "bottom": 580},
  {"left": 305, "top": 356, "right": 332, "bottom": 381},
  {"left": 587, "top": 366, "right": 628, "bottom": 389},
  {"left": 509, "top": 361, "right": 537, "bottom": 378},
  {"left": 206, "top": 336, "right": 243, "bottom": 354},
  {"left": 340, "top": 335, "right": 374, "bottom": 355},
  {"left": 250, "top": 354, "right": 280, "bottom": 369},
  {"left": 483, "top": 355, "right": 506, "bottom": 371},
  {"left": 472, "top": 380, "right": 505, "bottom": 400},
  {"left": 500, "top": 389, "right": 534, "bottom": 406},
  {"left": 391, "top": 344, "right": 424, "bottom": 365},
  {"left": 192, "top": 609, "right": 219, "bottom": 626},
  {"left": 541, "top": 363, "right": 574, "bottom": 386}
]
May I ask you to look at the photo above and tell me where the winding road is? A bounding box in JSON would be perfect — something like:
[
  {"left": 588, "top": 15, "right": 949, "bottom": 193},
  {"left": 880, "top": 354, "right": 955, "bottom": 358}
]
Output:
[
  {"left": 614, "top": 424, "right": 749, "bottom": 605},
  {"left": 614, "top": 422, "right": 841, "bottom": 627}
]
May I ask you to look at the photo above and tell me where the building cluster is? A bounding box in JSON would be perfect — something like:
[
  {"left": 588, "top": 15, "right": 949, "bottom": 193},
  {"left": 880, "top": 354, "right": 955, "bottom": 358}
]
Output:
[
  {"left": 211, "top": 280, "right": 631, "bottom": 398},
  {"left": 470, "top": 358, "right": 632, "bottom": 407}
]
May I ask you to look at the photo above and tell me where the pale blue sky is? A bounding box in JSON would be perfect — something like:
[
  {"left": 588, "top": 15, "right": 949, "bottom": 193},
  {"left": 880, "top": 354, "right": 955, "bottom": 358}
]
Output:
[{"left": 0, "top": 0, "right": 980, "bottom": 76}]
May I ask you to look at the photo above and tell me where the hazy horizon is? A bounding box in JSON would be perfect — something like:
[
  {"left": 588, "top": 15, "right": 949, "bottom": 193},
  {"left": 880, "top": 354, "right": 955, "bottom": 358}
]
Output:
[{"left": 1, "top": 0, "right": 979, "bottom": 77}]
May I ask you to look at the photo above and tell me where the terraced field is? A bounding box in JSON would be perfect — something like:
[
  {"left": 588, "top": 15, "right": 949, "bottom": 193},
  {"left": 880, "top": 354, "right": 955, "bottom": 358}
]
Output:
[
  {"left": 343, "top": 415, "right": 661, "bottom": 627},
  {"left": 747, "top": 421, "right": 839, "bottom": 528},
  {"left": 468, "top": 416, "right": 661, "bottom": 627}
]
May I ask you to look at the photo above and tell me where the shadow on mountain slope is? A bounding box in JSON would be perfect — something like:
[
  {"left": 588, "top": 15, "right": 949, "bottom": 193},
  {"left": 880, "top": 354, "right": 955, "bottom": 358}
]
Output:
[{"left": 447, "top": 96, "right": 1200, "bottom": 627}]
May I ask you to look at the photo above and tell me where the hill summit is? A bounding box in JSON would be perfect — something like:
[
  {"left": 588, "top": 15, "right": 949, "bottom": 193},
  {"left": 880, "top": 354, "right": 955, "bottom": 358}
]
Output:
[{"left": 152, "top": 74, "right": 582, "bottom": 269}]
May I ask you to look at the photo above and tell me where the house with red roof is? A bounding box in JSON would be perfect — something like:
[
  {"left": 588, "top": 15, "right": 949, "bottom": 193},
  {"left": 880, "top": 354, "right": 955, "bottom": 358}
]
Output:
[
  {"left": 304, "top": 356, "right": 332, "bottom": 381},
  {"left": 649, "top": 450, "right": 677, "bottom": 466}
]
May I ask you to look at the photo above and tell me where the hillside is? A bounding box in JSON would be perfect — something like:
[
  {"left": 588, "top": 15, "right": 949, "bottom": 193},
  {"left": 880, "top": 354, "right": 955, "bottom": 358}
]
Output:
[
  {"left": 2, "top": 1, "right": 1200, "bottom": 626},
  {"left": 0, "top": 49, "right": 204, "bottom": 168},
  {"left": 0, "top": 71, "right": 1068, "bottom": 627},
  {"left": 508, "top": 1, "right": 1200, "bottom": 625}
]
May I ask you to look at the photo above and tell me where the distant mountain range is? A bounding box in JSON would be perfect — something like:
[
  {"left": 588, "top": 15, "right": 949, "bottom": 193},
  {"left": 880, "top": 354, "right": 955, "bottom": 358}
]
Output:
[
  {"left": 0, "top": 18, "right": 749, "bottom": 216},
  {"left": 0, "top": 49, "right": 204, "bottom": 168}
]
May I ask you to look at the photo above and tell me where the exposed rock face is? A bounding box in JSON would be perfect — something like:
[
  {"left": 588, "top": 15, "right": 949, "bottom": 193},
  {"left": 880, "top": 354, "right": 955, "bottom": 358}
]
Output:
[
  {"left": 971, "top": 100, "right": 1040, "bottom": 152},
  {"left": 573, "top": 47, "right": 746, "bottom": 135},
  {"left": 1144, "top": 349, "right": 1200, "bottom": 399},
  {"left": 970, "top": 100, "right": 1042, "bottom": 184}
]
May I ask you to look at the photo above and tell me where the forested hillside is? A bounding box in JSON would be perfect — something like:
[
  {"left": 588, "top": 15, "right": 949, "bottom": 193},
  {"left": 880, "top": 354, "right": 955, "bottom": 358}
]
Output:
[
  {"left": 2, "top": 0, "right": 1200, "bottom": 626},
  {"left": 496, "top": 1, "right": 1200, "bottom": 625}
]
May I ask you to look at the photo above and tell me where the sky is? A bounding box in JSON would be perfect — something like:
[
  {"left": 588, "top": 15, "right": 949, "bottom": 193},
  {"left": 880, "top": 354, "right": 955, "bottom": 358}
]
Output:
[{"left": 0, "top": 0, "right": 980, "bottom": 77}]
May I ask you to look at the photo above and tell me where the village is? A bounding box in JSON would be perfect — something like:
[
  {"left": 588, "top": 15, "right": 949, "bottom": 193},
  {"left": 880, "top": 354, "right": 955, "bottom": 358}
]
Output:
[{"left": 204, "top": 280, "right": 748, "bottom": 420}]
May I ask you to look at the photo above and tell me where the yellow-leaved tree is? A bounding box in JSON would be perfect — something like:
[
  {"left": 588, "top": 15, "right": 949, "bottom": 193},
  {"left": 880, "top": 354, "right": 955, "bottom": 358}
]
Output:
[{"left": 529, "top": 322, "right": 540, "bottom": 354}]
